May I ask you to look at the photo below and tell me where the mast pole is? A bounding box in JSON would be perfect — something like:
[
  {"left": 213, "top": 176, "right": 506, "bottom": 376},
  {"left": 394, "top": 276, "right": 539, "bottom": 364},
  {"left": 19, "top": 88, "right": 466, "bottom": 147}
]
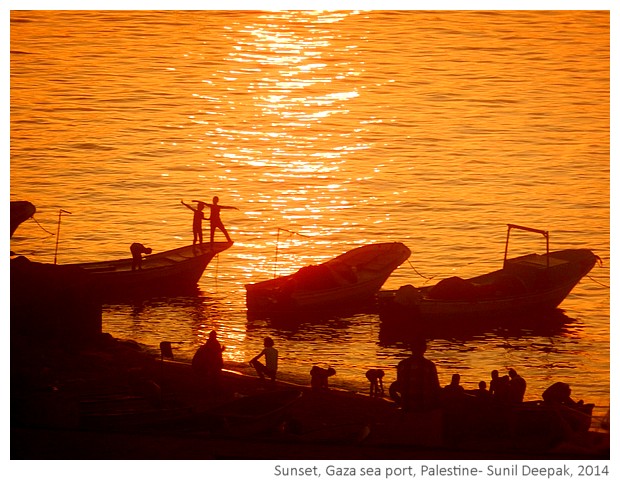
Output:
[{"left": 53, "top": 209, "right": 72, "bottom": 265}]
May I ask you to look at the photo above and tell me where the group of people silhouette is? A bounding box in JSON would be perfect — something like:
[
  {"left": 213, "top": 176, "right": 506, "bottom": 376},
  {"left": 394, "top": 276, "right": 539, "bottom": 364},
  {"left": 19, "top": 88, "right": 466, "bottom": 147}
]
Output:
[
  {"left": 181, "top": 196, "right": 238, "bottom": 246},
  {"left": 442, "top": 367, "right": 527, "bottom": 406},
  {"left": 188, "top": 331, "right": 589, "bottom": 426},
  {"left": 388, "top": 337, "right": 591, "bottom": 417},
  {"left": 128, "top": 195, "right": 237, "bottom": 268},
  {"left": 488, "top": 367, "right": 527, "bottom": 403},
  {"left": 389, "top": 337, "right": 533, "bottom": 412},
  {"left": 191, "top": 332, "right": 344, "bottom": 393},
  {"left": 192, "top": 332, "right": 279, "bottom": 392}
]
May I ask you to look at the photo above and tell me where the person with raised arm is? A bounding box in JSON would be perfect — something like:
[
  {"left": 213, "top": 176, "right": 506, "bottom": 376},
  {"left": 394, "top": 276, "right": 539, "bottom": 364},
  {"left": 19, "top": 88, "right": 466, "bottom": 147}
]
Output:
[
  {"left": 181, "top": 199, "right": 206, "bottom": 245},
  {"left": 203, "top": 196, "right": 238, "bottom": 244}
]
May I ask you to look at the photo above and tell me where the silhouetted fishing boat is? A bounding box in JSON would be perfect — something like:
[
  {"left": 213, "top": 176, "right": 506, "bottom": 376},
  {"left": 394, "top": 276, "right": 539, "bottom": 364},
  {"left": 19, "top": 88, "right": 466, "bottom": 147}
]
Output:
[
  {"left": 10, "top": 201, "right": 232, "bottom": 301},
  {"left": 245, "top": 242, "right": 411, "bottom": 314},
  {"left": 367, "top": 398, "right": 595, "bottom": 452},
  {"left": 378, "top": 224, "right": 599, "bottom": 325},
  {"left": 79, "top": 388, "right": 303, "bottom": 437},
  {"left": 72, "top": 242, "right": 233, "bottom": 301},
  {"left": 207, "top": 388, "right": 303, "bottom": 436},
  {"left": 10, "top": 200, "right": 36, "bottom": 237}
]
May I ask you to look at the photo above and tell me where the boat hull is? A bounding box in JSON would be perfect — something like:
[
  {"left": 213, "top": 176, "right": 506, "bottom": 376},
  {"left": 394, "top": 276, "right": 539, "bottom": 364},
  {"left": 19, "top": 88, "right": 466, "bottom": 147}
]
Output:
[
  {"left": 79, "top": 388, "right": 303, "bottom": 437},
  {"left": 379, "top": 248, "right": 598, "bottom": 324},
  {"left": 71, "top": 242, "right": 232, "bottom": 301},
  {"left": 246, "top": 242, "right": 411, "bottom": 314},
  {"left": 10, "top": 201, "right": 36, "bottom": 237}
]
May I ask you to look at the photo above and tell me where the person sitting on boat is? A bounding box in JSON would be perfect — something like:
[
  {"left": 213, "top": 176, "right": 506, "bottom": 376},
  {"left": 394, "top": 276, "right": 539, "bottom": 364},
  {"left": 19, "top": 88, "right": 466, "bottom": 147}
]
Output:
[
  {"left": 542, "top": 381, "right": 584, "bottom": 408},
  {"left": 542, "top": 382, "right": 595, "bottom": 434},
  {"left": 204, "top": 196, "right": 238, "bottom": 245},
  {"left": 395, "top": 337, "right": 441, "bottom": 412},
  {"left": 441, "top": 373, "right": 466, "bottom": 404},
  {"left": 507, "top": 368, "right": 526, "bottom": 403},
  {"left": 489, "top": 369, "right": 511, "bottom": 404},
  {"left": 474, "top": 380, "right": 492, "bottom": 403},
  {"left": 181, "top": 199, "right": 206, "bottom": 245},
  {"left": 130, "top": 242, "right": 152, "bottom": 271},
  {"left": 250, "top": 337, "right": 278, "bottom": 382}
]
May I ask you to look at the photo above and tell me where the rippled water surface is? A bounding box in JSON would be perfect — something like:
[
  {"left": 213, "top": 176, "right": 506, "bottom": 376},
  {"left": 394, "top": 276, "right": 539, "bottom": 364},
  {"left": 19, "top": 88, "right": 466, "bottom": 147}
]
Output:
[{"left": 10, "top": 11, "right": 609, "bottom": 411}]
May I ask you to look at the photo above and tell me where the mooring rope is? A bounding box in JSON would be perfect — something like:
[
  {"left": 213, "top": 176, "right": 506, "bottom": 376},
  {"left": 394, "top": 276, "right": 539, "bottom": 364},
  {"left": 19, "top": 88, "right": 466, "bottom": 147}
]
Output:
[
  {"left": 586, "top": 275, "right": 609, "bottom": 289},
  {"left": 273, "top": 227, "right": 312, "bottom": 278},
  {"left": 586, "top": 256, "right": 609, "bottom": 288},
  {"left": 29, "top": 215, "right": 55, "bottom": 237},
  {"left": 214, "top": 253, "right": 219, "bottom": 288},
  {"left": 10, "top": 216, "right": 55, "bottom": 259},
  {"left": 406, "top": 259, "right": 436, "bottom": 282}
]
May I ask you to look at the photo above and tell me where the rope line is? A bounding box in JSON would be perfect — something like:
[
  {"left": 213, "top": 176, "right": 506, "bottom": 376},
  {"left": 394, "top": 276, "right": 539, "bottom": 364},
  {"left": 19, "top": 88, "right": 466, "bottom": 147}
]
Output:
[
  {"left": 277, "top": 227, "right": 312, "bottom": 238},
  {"left": 406, "top": 260, "right": 436, "bottom": 282},
  {"left": 29, "top": 216, "right": 56, "bottom": 237},
  {"left": 586, "top": 275, "right": 609, "bottom": 289}
]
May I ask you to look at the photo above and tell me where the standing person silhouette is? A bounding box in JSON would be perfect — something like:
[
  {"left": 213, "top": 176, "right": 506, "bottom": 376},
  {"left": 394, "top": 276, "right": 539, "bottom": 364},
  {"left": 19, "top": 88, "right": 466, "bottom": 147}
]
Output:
[
  {"left": 507, "top": 368, "right": 526, "bottom": 403},
  {"left": 181, "top": 200, "right": 206, "bottom": 245},
  {"left": 204, "top": 196, "right": 238, "bottom": 244},
  {"left": 489, "top": 369, "right": 511, "bottom": 403},
  {"left": 396, "top": 337, "right": 441, "bottom": 412},
  {"left": 204, "top": 330, "right": 225, "bottom": 392}
]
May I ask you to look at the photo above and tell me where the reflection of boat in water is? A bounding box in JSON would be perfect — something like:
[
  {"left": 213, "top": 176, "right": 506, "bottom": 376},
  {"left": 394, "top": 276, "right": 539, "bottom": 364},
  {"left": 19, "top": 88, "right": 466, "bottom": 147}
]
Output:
[
  {"left": 378, "top": 309, "right": 576, "bottom": 344},
  {"left": 245, "top": 242, "right": 411, "bottom": 315},
  {"left": 71, "top": 242, "right": 232, "bottom": 301},
  {"left": 379, "top": 224, "right": 599, "bottom": 326}
]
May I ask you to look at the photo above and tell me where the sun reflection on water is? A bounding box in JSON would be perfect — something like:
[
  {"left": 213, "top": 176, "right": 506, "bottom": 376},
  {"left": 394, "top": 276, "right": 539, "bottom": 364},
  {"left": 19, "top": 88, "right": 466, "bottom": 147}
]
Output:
[
  {"left": 10, "top": 10, "right": 609, "bottom": 404},
  {"left": 191, "top": 9, "right": 370, "bottom": 193}
]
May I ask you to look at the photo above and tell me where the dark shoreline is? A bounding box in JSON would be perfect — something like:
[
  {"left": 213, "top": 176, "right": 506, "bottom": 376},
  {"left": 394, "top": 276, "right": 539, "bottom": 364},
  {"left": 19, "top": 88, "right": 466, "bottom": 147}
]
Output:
[{"left": 10, "top": 332, "right": 609, "bottom": 461}]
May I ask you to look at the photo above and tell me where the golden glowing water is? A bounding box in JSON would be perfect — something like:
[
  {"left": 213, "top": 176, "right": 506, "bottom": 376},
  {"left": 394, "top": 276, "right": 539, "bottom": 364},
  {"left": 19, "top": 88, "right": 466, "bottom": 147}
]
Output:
[{"left": 10, "top": 11, "right": 609, "bottom": 410}]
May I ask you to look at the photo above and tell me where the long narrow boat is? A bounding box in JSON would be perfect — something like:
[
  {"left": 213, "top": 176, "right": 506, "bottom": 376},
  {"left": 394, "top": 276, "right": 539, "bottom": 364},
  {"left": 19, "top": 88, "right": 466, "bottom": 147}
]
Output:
[
  {"left": 367, "top": 398, "right": 595, "bottom": 451},
  {"left": 245, "top": 242, "right": 411, "bottom": 315},
  {"left": 378, "top": 225, "right": 599, "bottom": 325},
  {"left": 78, "top": 387, "right": 303, "bottom": 437},
  {"left": 72, "top": 242, "right": 232, "bottom": 301}
]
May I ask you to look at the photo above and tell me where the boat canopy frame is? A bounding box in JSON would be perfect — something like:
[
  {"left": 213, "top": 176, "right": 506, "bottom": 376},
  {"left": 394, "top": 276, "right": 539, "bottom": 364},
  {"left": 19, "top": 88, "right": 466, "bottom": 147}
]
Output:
[{"left": 503, "top": 223, "right": 550, "bottom": 269}]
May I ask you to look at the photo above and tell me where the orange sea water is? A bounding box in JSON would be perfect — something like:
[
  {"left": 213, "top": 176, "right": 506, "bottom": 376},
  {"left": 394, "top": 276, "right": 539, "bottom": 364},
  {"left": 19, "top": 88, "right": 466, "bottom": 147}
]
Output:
[{"left": 10, "top": 10, "right": 609, "bottom": 414}]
